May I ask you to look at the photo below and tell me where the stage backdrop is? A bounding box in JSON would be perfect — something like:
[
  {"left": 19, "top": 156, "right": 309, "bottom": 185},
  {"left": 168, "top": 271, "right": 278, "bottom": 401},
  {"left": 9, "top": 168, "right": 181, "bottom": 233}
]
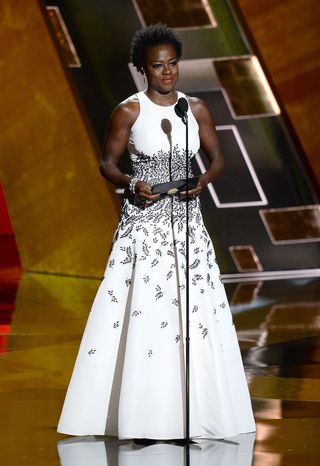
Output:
[
  {"left": 0, "top": 0, "right": 119, "bottom": 277},
  {"left": 0, "top": 0, "right": 319, "bottom": 277}
]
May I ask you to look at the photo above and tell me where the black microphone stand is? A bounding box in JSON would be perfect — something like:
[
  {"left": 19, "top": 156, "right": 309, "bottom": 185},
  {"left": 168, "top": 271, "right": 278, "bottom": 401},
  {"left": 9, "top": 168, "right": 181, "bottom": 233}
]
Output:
[
  {"left": 174, "top": 99, "right": 194, "bottom": 460},
  {"left": 181, "top": 109, "right": 191, "bottom": 445}
]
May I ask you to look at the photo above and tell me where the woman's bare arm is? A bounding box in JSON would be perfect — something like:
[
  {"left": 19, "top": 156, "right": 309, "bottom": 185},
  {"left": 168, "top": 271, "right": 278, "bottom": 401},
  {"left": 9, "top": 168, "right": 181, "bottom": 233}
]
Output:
[{"left": 100, "top": 99, "right": 159, "bottom": 200}]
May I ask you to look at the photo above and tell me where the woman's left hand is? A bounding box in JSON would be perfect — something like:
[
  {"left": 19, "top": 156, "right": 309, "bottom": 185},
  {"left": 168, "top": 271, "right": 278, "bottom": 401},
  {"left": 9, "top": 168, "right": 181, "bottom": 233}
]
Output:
[{"left": 179, "top": 174, "right": 208, "bottom": 199}]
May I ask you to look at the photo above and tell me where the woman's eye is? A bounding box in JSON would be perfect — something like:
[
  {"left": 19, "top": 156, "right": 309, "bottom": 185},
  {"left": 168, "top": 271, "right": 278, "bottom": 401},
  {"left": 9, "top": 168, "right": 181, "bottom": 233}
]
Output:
[
  {"left": 169, "top": 61, "right": 177, "bottom": 67},
  {"left": 152, "top": 64, "right": 162, "bottom": 69}
]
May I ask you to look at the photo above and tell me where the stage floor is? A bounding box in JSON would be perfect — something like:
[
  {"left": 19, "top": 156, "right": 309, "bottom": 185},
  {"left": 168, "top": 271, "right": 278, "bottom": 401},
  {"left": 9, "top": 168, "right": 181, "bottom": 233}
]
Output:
[{"left": 1, "top": 265, "right": 319, "bottom": 465}]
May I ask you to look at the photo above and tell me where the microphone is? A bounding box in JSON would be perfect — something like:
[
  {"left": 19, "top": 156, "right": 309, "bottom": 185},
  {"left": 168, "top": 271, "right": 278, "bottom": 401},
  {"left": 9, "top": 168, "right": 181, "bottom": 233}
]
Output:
[{"left": 174, "top": 97, "right": 188, "bottom": 122}]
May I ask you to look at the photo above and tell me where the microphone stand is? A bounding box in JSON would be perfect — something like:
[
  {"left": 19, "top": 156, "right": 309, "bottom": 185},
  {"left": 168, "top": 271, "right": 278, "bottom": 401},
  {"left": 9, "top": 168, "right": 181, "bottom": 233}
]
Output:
[
  {"left": 181, "top": 110, "right": 191, "bottom": 445},
  {"left": 175, "top": 98, "right": 194, "bottom": 457}
]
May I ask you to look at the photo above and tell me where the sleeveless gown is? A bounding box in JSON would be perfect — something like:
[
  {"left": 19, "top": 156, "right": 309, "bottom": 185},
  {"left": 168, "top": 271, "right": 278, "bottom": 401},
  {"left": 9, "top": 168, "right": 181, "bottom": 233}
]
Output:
[{"left": 57, "top": 91, "right": 256, "bottom": 439}]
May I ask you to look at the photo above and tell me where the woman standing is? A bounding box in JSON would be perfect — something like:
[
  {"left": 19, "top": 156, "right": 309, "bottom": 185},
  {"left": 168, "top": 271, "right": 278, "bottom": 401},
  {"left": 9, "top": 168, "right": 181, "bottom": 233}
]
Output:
[{"left": 57, "top": 24, "right": 255, "bottom": 440}]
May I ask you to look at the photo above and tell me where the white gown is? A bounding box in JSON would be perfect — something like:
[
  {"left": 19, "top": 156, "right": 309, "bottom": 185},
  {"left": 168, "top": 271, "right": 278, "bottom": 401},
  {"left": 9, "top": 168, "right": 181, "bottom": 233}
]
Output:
[{"left": 57, "top": 91, "right": 256, "bottom": 439}]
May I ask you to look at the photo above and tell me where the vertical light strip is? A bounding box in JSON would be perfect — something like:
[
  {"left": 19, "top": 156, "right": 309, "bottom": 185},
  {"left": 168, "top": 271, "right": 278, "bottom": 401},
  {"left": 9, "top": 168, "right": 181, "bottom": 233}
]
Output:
[
  {"left": 46, "top": 6, "right": 81, "bottom": 68},
  {"left": 251, "top": 56, "right": 280, "bottom": 115},
  {"left": 201, "top": 0, "right": 217, "bottom": 27}
]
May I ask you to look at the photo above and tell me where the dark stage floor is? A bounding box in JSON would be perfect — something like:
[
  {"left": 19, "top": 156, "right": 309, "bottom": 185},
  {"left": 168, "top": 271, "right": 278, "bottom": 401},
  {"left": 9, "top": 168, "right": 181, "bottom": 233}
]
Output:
[{"left": 1, "top": 237, "right": 319, "bottom": 465}]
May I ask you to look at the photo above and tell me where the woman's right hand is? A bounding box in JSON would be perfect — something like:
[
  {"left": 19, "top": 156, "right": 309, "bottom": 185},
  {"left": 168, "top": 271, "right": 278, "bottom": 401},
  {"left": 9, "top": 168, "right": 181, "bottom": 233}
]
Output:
[{"left": 135, "top": 180, "right": 160, "bottom": 201}]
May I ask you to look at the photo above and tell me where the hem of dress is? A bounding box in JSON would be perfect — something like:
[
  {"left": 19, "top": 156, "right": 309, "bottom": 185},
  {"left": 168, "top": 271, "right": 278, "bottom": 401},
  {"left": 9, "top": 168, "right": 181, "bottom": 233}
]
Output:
[
  {"left": 57, "top": 427, "right": 256, "bottom": 440},
  {"left": 119, "top": 429, "right": 256, "bottom": 441}
]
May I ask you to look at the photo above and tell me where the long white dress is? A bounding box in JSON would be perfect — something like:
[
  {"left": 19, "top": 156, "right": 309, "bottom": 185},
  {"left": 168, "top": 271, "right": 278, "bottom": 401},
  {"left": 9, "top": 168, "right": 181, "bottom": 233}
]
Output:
[{"left": 57, "top": 91, "right": 256, "bottom": 439}]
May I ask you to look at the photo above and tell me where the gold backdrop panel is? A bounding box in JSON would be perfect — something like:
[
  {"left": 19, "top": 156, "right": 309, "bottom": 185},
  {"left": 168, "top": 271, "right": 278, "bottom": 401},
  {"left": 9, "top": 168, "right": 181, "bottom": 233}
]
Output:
[
  {"left": 133, "top": 0, "right": 217, "bottom": 29},
  {"left": 229, "top": 245, "right": 263, "bottom": 272},
  {"left": 214, "top": 56, "right": 280, "bottom": 117},
  {"left": 260, "top": 205, "right": 320, "bottom": 244},
  {"left": 0, "top": 1, "right": 119, "bottom": 277}
]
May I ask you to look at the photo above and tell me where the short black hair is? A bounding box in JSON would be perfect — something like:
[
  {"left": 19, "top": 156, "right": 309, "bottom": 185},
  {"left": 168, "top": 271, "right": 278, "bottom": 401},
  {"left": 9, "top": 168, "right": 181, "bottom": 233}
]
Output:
[{"left": 130, "top": 23, "right": 182, "bottom": 73}]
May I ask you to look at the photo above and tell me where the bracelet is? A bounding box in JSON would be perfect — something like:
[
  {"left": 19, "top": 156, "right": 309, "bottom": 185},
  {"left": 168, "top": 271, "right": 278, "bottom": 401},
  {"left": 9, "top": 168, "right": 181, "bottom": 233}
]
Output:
[{"left": 129, "top": 177, "right": 139, "bottom": 194}]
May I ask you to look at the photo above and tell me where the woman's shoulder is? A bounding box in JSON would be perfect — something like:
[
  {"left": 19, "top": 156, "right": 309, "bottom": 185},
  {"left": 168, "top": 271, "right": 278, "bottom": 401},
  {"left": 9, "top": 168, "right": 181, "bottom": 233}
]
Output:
[
  {"left": 185, "top": 95, "right": 208, "bottom": 114},
  {"left": 184, "top": 94, "right": 213, "bottom": 123},
  {"left": 117, "top": 93, "right": 140, "bottom": 113},
  {"left": 111, "top": 93, "right": 140, "bottom": 126}
]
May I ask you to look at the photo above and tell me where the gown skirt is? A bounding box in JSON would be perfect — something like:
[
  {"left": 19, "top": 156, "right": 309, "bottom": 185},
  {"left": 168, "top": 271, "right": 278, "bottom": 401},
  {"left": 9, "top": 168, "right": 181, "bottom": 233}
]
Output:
[{"left": 57, "top": 192, "right": 256, "bottom": 439}]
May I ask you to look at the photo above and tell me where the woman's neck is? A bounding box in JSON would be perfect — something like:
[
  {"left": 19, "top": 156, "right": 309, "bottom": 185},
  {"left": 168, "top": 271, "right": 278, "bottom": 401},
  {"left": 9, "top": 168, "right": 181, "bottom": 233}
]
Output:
[{"left": 145, "top": 89, "right": 178, "bottom": 107}]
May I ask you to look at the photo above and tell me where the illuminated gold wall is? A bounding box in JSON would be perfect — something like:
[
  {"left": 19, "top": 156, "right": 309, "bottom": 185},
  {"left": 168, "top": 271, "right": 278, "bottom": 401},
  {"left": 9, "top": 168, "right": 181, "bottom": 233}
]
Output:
[
  {"left": 234, "top": 0, "right": 320, "bottom": 182},
  {"left": 0, "top": 1, "right": 119, "bottom": 277}
]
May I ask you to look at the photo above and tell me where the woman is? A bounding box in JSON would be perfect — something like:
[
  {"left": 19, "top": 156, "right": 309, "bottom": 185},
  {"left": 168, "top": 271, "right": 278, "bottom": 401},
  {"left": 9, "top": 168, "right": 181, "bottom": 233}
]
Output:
[{"left": 57, "top": 24, "right": 255, "bottom": 440}]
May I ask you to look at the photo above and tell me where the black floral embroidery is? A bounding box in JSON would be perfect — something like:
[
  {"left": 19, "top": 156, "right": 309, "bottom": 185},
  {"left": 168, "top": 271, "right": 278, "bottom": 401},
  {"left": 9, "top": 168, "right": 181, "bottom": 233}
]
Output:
[
  {"left": 190, "top": 258, "right": 200, "bottom": 269},
  {"left": 151, "top": 258, "right": 159, "bottom": 267},
  {"left": 192, "top": 274, "right": 203, "bottom": 285},
  {"left": 108, "top": 290, "right": 118, "bottom": 303},
  {"left": 147, "top": 349, "right": 153, "bottom": 358},
  {"left": 172, "top": 298, "right": 179, "bottom": 306},
  {"left": 160, "top": 321, "right": 168, "bottom": 328},
  {"left": 220, "top": 302, "right": 226, "bottom": 308},
  {"left": 153, "top": 227, "right": 162, "bottom": 236},
  {"left": 113, "top": 321, "right": 119, "bottom": 328},
  {"left": 88, "top": 349, "right": 96, "bottom": 356},
  {"left": 175, "top": 334, "right": 181, "bottom": 343},
  {"left": 206, "top": 250, "right": 213, "bottom": 269},
  {"left": 143, "top": 275, "right": 150, "bottom": 284},
  {"left": 192, "top": 305, "right": 198, "bottom": 313},
  {"left": 199, "top": 323, "right": 208, "bottom": 339},
  {"left": 132, "top": 310, "right": 142, "bottom": 317},
  {"left": 109, "top": 259, "right": 115, "bottom": 269},
  {"left": 155, "top": 285, "right": 164, "bottom": 300},
  {"left": 120, "top": 246, "right": 133, "bottom": 264},
  {"left": 167, "top": 270, "right": 173, "bottom": 280},
  {"left": 125, "top": 278, "right": 131, "bottom": 287},
  {"left": 139, "top": 240, "right": 150, "bottom": 261},
  {"left": 119, "top": 225, "right": 133, "bottom": 239},
  {"left": 156, "top": 248, "right": 162, "bottom": 256},
  {"left": 136, "top": 225, "right": 149, "bottom": 237}
]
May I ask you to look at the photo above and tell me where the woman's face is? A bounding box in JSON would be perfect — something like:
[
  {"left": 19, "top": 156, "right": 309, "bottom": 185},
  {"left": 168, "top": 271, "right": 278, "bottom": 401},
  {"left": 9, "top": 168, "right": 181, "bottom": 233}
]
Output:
[{"left": 143, "top": 44, "right": 179, "bottom": 94}]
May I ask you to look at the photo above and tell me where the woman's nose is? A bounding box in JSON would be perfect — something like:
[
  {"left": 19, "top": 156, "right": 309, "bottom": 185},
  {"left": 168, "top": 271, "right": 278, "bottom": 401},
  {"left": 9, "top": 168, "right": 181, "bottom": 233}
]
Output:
[{"left": 162, "top": 64, "right": 171, "bottom": 74}]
